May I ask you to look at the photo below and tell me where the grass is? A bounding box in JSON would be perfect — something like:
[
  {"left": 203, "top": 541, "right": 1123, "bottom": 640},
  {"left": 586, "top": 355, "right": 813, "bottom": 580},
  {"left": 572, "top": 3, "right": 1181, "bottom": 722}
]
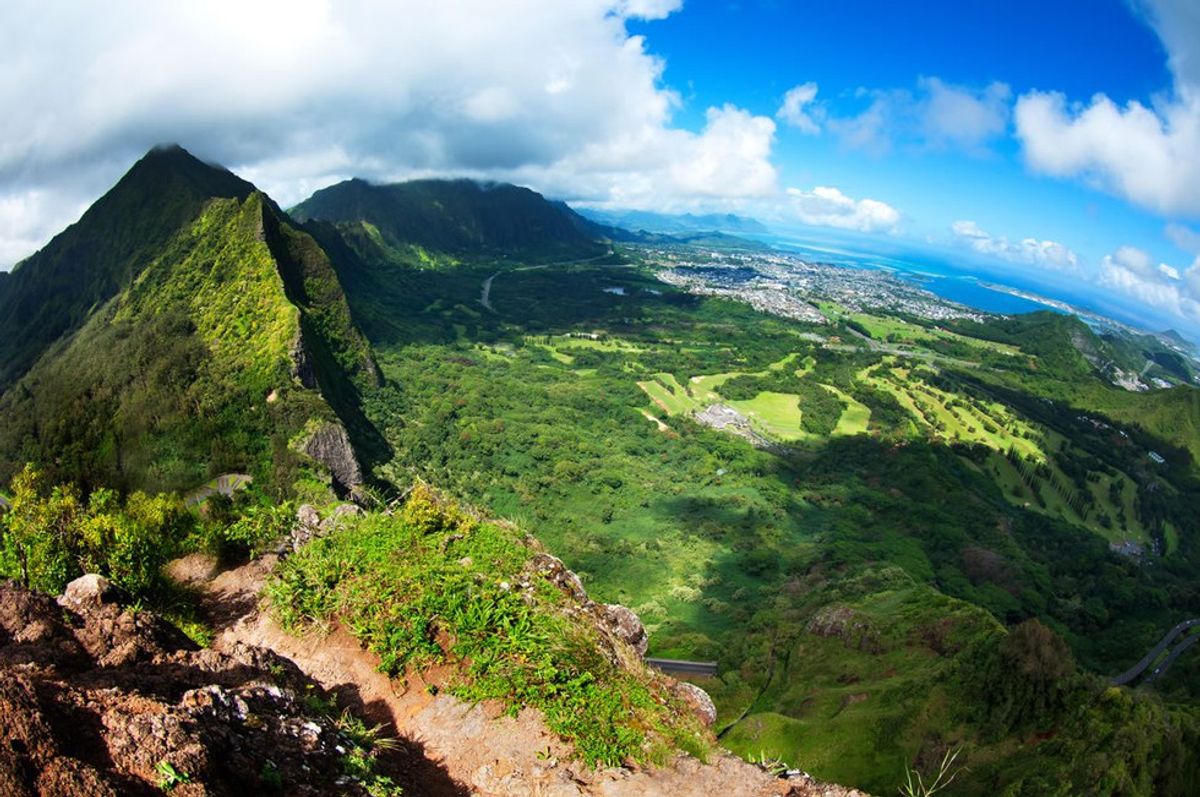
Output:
[
  {"left": 821, "top": 385, "right": 871, "bottom": 436},
  {"left": 847, "top": 313, "right": 1023, "bottom": 356},
  {"left": 728, "top": 392, "right": 808, "bottom": 441},
  {"left": 637, "top": 373, "right": 701, "bottom": 416},
  {"left": 862, "top": 361, "right": 1042, "bottom": 458},
  {"left": 265, "top": 487, "right": 711, "bottom": 768}
]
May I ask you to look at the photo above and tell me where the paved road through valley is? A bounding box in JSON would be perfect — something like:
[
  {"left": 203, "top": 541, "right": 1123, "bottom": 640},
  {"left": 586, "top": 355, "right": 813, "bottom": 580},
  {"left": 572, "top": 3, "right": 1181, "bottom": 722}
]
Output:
[
  {"left": 646, "top": 658, "right": 718, "bottom": 677},
  {"left": 1110, "top": 618, "right": 1200, "bottom": 686}
]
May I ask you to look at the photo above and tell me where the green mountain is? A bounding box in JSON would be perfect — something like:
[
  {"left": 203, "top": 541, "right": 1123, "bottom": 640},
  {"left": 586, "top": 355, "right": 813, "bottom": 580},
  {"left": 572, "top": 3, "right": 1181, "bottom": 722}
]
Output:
[
  {"left": 290, "top": 177, "right": 609, "bottom": 264},
  {"left": 0, "top": 146, "right": 257, "bottom": 390},
  {"left": 0, "top": 147, "right": 381, "bottom": 496}
]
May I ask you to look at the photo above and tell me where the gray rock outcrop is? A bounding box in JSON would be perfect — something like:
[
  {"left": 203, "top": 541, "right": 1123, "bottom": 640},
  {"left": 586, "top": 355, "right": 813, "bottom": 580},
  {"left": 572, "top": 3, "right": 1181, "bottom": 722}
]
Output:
[{"left": 302, "top": 422, "right": 362, "bottom": 490}]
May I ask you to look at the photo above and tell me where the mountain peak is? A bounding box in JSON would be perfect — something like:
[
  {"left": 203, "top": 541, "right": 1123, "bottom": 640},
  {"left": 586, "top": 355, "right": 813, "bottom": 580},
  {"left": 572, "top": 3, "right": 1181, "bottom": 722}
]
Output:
[{"left": 0, "top": 147, "right": 256, "bottom": 388}]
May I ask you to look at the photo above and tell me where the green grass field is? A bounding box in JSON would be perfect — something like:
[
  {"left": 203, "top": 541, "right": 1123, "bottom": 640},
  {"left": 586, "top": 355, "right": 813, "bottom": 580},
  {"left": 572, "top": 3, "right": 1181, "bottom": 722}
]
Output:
[
  {"left": 821, "top": 384, "right": 871, "bottom": 436},
  {"left": 728, "top": 391, "right": 808, "bottom": 441},
  {"left": 637, "top": 373, "right": 701, "bottom": 416}
]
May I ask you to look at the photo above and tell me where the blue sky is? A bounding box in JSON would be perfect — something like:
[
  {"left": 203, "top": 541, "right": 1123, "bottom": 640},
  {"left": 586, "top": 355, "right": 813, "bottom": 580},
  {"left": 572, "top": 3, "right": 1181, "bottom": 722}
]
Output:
[
  {"left": 624, "top": 0, "right": 1200, "bottom": 338},
  {"left": 2, "top": 0, "right": 1199, "bottom": 339}
]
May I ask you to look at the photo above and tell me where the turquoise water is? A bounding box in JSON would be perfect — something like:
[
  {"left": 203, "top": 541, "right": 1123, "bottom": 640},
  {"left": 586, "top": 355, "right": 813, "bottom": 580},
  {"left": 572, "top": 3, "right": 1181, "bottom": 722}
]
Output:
[{"left": 764, "top": 238, "right": 1059, "bottom": 316}]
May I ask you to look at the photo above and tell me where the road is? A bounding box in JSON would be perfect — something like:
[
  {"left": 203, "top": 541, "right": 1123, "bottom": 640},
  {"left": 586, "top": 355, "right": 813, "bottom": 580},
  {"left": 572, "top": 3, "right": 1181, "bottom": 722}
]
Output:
[
  {"left": 479, "top": 271, "right": 498, "bottom": 312},
  {"left": 645, "top": 657, "right": 718, "bottom": 677},
  {"left": 1143, "top": 633, "right": 1200, "bottom": 685},
  {"left": 185, "top": 473, "right": 253, "bottom": 507},
  {"left": 477, "top": 250, "right": 614, "bottom": 314},
  {"left": 1110, "top": 618, "right": 1200, "bottom": 686}
]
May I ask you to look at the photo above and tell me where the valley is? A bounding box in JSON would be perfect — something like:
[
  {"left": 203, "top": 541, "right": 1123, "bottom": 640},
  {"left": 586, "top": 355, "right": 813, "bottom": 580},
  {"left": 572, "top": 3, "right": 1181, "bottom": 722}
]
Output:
[{"left": 1, "top": 148, "right": 1199, "bottom": 795}]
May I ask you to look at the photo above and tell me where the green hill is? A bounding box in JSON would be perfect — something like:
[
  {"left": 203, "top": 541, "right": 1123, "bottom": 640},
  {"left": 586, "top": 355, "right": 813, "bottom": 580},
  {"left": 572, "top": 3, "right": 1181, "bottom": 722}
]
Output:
[
  {"left": 0, "top": 148, "right": 380, "bottom": 497},
  {"left": 0, "top": 145, "right": 257, "bottom": 389},
  {"left": 290, "top": 177, "right": 608, "bottom": 264}
]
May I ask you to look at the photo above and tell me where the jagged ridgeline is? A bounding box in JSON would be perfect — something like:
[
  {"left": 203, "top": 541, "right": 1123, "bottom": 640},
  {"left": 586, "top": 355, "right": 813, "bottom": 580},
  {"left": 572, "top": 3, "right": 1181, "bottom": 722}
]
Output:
[
  {"left": 0, "top": 146, "right": 382, "bottom": 496},
  {"left": 290, "top": 176, "right": 609, "bottom": 265}
]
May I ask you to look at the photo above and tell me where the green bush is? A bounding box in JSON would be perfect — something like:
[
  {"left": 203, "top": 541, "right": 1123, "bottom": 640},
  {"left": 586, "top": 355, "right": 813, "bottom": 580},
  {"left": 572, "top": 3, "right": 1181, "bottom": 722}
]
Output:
[{"left": 0, "top": 464, "right": 192, "bottom": 596}]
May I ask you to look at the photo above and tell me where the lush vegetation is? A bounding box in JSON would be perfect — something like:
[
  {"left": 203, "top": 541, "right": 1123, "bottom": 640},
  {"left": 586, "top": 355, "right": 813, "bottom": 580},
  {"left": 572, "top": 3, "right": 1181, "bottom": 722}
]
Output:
[
  {"left": 266, "top": 486, "right": 710, "bottom": 767},
  {"left": 0, "top": 154, "right": 376, "bottom": 499},
  {"left": 6, "top": 152, "right": 1200, "bottom": 793},
  {"left": 323, "top": 235, "right": 1200, "bottom": 793}
]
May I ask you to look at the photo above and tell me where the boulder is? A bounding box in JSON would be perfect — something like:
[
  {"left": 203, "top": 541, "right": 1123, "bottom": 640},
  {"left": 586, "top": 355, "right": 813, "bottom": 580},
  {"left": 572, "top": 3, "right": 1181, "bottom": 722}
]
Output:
[
  {"left": 674, "top": 682, "right": 717, "bottom": 727},
  {"left": 598, "top": 604, "right": 648, "bottom": 658},
  {"left": 57, "top": 574, "right": 122, "bottom": 611}
]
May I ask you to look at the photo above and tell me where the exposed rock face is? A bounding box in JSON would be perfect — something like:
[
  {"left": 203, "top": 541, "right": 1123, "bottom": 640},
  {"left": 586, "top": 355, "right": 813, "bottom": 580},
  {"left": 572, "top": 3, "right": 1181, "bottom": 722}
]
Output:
[
  {"left": 526, "top": 553, "right": 650, "bottom": 660},
  {"left": 58, "top": 573, "right": 122, "bottom": 611},
  {"left": 288, "top": 329, "right": 317, "bottom": 389},
  {"left": 289, "top": 502, "right": 363, "bottom": 551},
  {"left": 302, "top": 422, "right": 362, "bottom": 490},
  {"left": 0, "top": 579, "right": 394, "bottom": 796},
  {"left": 674, "top": 682, "right": 717, "bottom": 727},
  {"left": 528, "top": 553, "right": 588, "bottom": 603},
  {"left": 597, "top": 603, "right": 649, "bottom": 658},
  {"left": 806, "top": 605, "right": 883, "bottom": 654}
]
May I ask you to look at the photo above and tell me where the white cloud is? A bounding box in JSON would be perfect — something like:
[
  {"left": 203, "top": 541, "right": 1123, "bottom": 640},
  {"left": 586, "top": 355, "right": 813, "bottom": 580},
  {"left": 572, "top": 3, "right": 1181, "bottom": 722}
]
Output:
[
  {"left": 918, "top": 78, "right": 1011, "bottom": 154},
  {"left": 776, "top": 83, "right": 822, "bottom": 134},
  {"left": 1014, "top": 0, "right": 1200, "bottom": 217},
  {"left": 1166, "top": 221, "right": 1200, "bottom": 254},
  {"left": 0, "top": 0, "right": 776, "bottom": 266},
  {"left": 951, "top": 219, "right": 1079, "bottom": 272},
  {"left": 1099, "top": 244, "right": 1200, "bottom": 323},
  {"left": 827, "top": 78, "right": 1010, "bottom": 157},
  {"left": 785, "top": 186, "right": 901, "bottom": 233}
]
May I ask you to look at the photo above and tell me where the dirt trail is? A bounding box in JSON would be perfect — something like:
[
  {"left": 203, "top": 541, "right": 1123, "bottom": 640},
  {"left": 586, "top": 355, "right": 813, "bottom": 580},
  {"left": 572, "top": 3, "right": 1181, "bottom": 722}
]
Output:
[{"left": 173, "top": 553, "right": 861, "bottom": 796}]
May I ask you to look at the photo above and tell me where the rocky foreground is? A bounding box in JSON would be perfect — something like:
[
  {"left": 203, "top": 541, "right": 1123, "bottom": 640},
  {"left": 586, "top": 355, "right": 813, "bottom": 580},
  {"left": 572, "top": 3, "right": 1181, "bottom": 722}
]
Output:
[
  {"left": 0, "top": 514, "right": 871, "bottom": 796},
  {"left": 0, "top": 574, "right": 395, "bottom": 796}
]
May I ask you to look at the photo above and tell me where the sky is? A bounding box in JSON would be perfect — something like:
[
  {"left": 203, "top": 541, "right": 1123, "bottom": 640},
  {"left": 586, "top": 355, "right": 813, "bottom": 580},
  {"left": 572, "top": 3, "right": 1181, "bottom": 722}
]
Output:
[{"left": 2, "top": 0, "right": 1200, "bottom": 339}]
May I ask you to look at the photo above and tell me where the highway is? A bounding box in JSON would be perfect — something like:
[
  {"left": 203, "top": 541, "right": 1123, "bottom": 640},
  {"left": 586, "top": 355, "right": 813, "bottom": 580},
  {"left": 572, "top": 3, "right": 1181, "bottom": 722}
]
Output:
[
  {"left": 646, "top": 658, "right": 718, "bottom": 677},
  {"left": 1110, "top": 618, "right": 1200, "bottom": 686},
  {"left": 1143, "top": 633, "right": 1200, "bottom": 685}
]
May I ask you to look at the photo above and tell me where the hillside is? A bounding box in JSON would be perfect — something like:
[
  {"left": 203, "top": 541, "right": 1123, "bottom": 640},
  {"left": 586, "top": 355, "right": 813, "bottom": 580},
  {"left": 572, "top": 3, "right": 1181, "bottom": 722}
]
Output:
[
  {"left": 0, "top": 146, "right": 256, "bottom": 390},
  {"left": 0, "top": 147, "right": 380, "bottom": 497},
  {"left": 291, "top": 177, "right": 609, "bottom": 264}
]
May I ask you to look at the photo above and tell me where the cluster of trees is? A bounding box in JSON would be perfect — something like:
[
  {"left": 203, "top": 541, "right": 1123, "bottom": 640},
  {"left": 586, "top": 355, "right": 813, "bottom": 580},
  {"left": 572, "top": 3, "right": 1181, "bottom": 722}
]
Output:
[
  {"left": 0, "top": 465, "right": 191, "bottom": 595},
  {"left": 0, "top": 464, "right": 294, "bottom": 599}
]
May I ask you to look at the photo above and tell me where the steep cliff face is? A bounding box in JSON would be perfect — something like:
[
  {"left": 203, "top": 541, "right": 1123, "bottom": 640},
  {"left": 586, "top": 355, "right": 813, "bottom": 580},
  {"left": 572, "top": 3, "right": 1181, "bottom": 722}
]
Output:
[{"left": 301, "top": 422, "right": 364, "bottom": 492}]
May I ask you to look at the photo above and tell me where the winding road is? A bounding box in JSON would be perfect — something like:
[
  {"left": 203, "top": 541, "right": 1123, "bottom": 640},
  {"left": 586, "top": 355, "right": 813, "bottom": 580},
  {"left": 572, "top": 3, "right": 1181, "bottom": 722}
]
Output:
[
  {"left": 184, "top": 473, "right": 253, "bottom": 507},
  {"left": 1110, "top": 618, "right": 1200, "bottom": 686},
  {"left": 646, "top": 657, "right": 718, "bottom": 677},
  {"left": 477, "top": 250, "right": 614, "bottom": 314}
]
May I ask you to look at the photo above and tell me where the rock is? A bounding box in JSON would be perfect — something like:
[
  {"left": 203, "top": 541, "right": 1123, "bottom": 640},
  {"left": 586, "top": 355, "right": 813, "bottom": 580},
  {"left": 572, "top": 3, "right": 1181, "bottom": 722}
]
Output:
[
  {"left": 597, "top": 604, "right": 648, "bottom": 658},
  {"left": 806, "top": 605, "right": 882, "bottom": 654},
  {"left": 320, "top": 502, "right": 363, "bottom": 534},
  {"left": 302, "top": 422, "right": 363, "bottom": 490},
  {"left": 57, "top": 574, "right": 121, "bottom": 611},
  {"left": 527, "top": 553, "right": 588, "bottom": 604},
  {"left": 289, "top": 330, "right": 318, "bottom": 389},
  {"left": 291, "top": 504, "right": 324, "bottom": 551},
  {"left": 0, "top": 580, "right": 388, "bottom": 796},
  {"left": 675, "top": 682, "right": 717, "bottom": 727}
]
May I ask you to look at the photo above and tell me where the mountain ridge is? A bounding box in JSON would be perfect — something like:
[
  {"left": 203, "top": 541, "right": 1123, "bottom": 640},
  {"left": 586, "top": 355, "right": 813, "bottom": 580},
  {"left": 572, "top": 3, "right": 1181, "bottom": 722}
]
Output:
[
  {"left": 291, "top": 177, "right": 609, "bottom": 264},
  {"left": 0, "top": 145, "right": 256, "bottom": 389}
]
